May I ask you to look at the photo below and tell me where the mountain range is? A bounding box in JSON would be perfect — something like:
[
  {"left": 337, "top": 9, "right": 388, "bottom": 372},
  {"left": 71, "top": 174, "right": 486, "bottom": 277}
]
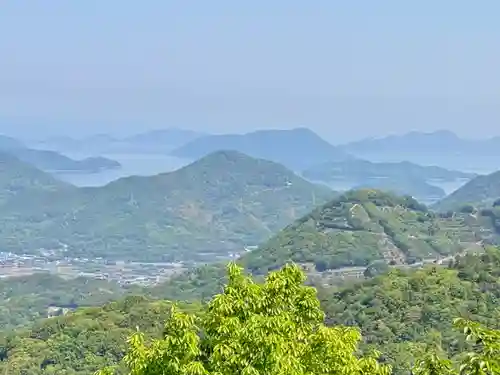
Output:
[
  {"left": 338, "top": 130, "right": 500, "bottom": 172},
  {"left": 0, "top": 150, "right": 334, "bottom": 262},
  {"left": 170, "top": 127, "right": 352, "bottom": 170},
  {"left": 32, "top": 128, "right": 207, "bottom": 154}
]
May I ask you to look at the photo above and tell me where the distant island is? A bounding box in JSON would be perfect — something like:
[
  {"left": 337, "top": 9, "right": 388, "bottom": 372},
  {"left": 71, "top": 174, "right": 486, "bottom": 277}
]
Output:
[
  {"left": 0, "top": 135, "right": 121, "bottom": 173},
  {"left": 338, "top": 130, "right": 500, "bottom": 172},
  {"left": 33, "top": 128, "right": 207, "bottom": 154},
  {"left": 302, "top": 159, "right": 476, "bottom": 203},
  {"left": 170, "top": 127, "right": 352, "bottom": 170}
]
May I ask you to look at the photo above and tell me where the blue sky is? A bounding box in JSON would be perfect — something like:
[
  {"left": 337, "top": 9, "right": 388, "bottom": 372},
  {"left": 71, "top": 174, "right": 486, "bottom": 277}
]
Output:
[{"left": 1, "top": 1, "right": 499, "bottom": 141}]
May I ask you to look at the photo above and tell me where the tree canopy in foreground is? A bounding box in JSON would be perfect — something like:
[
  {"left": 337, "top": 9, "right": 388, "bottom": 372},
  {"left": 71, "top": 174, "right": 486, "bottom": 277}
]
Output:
[{"left": 97, "top": 263, "right": 500, "bottom": 375}]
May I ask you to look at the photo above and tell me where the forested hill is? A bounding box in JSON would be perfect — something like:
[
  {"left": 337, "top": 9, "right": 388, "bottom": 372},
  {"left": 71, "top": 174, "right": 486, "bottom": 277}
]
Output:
[
  {"left": 240, "top": 189, "right": 497, "bottom": 275},
  {"left": 434, "top": 170, "right": 500, "bottom": 211},
  {"left": 0, "top": 151, "right": 74, "bottom": 204},
  {"left": 0, "top": 150, "right": 334, "bottom": 262}
]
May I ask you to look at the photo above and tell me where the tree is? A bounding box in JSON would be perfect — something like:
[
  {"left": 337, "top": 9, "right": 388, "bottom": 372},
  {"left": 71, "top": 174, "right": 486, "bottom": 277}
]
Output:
[
  {"left": 97, "top": 263, "right": 391, "bottom": 375},
  {"left": 364, "top": 260, "right": 390, "bottom": 278},
  {"left": 97, "top": 263, "right": 500, "bottom": 375},
  {"left": 413, "top": 318, "right": 500, "bottom": 375}
]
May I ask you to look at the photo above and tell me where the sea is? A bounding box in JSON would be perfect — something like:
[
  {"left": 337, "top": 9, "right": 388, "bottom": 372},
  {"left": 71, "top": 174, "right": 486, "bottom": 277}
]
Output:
[
  {"left": 53, "top": 153, "right": 194, "bottom": 187},
  {"left": 53, "top": 153, "right": 472, "bottom": 199}
]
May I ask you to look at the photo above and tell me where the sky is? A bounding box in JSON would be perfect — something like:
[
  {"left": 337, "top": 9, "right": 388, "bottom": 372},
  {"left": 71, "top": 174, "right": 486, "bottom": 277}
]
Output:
[{"left": 1, "top": 1, "right": 500, "bottom": 142}]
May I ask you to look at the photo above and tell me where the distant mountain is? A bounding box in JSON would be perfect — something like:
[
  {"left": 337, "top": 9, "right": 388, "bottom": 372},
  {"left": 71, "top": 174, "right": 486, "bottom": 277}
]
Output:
[
  {"left": 338, "top": 130, "right": 500, "bottom": 171},
  {"left": 434, "top": 171, "right": 500, "bottom": 211},
  {"left": 341, "top": 130, "right": 462, "bottom": 154},
  {"left": 303, "top": 159, "right": 475, "bottom": 183},
  {"left": 352, "top": 177, "right": 446, "bottom": 203},
  {"left": 302, "top": 159, "right": 476, "bottom": 203},
  {"left": 0, "top": 135, "right": 121, "bottom": 173},
  {"left": 239, "top": 189, "right": 495, "bottom": 275},
  {"left": 170, "top": 128, "right": 352, "bottom": 170},
  {"left": 0, "top": 150, "right": 334, "bottom": 262},
  {"left": 13, "top": 149, "right": 121, "bottom": 173},
  {"left": 35, "top": 128, "right": 207, "bottom": 154}
]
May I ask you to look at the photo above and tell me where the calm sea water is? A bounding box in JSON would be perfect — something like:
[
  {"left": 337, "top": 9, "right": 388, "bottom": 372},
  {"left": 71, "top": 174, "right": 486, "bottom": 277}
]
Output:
[
  {"left": 54, "top": 153, "right": 477, "bottom": 198},
  {"left": 54, "top": 153, "right": 193, "bottom": 187}
]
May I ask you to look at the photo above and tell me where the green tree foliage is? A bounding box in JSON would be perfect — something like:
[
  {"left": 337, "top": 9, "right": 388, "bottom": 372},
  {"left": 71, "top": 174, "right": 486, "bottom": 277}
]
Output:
[
  {"left": 319, "top": 248, "right": 500, "bottom": 372},
  {"left": 98, "top": 263, "right": 392, "bottom": 375},
  {"left": 413, "top": 318, "right": 500, "bottom": 375},
  {"left": 2, "top": 260, "right": 500, "bottom": 374},
  {"left": 0, "top": 296, "right": 202, "bottom": 375},
  {"left": 0, "top": 274, "right": 137, "bottom": 330},
  {"left": 99, "top": 263, "right": 500, "bottom": 375}
]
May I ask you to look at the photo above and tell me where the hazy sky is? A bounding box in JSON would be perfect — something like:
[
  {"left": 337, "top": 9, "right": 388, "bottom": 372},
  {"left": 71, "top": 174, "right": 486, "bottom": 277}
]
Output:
[{"left": 1, "top": 1, "right": 500, "bottom": 142}]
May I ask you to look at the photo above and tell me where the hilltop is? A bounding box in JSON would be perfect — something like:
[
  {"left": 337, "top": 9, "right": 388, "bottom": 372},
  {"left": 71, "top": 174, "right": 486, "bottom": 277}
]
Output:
[
  {"left": 0, "top": 150, "right": 334, "bottom": 261},
  {"left": 434, "top": 171, "right": 500, "bottom": 211},
  {"left": 0, "top": 135, "right": 121, "bottom": 172},
  {"left": 239, "top": 189, "right": 496, "bottom": 275},
  {"left": 170, "top": 128, "right": 351, "bottom": 170}
]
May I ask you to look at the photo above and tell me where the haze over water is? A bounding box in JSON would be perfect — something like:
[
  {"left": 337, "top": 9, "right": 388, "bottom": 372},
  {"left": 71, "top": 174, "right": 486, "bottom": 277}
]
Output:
[
  {"left": 54, "top": 153, "right": 192, "bottom": 187},
  {"left": 53, "top": 152, "right": 473, "bottom": 200}
]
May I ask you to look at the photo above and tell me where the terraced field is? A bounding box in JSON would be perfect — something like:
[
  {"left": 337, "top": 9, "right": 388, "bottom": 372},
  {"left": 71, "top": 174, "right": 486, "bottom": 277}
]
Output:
[{"left": 240, "top": 189, "right": 498, "bottom": 275}]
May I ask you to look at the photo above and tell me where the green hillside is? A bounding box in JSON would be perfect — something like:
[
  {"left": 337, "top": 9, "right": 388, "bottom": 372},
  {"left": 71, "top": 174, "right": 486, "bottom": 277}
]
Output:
[
  {"left": 0, "top": 152, "right": 73, "bottom": 204},
  {"left": 0, "top": 296, "right": 202, "bottom": 374},
  {"left": 434, "top": 171, "right": 500, "bottom": 211},
  {"left": 240, "top": 189, "right": 497, "bottom": 275},
  {"left": 0, "top": 150, "right": 334, "bottom": 261},
  {"left": 319, "top": 248, "right": 500, "bottom": 372}
]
